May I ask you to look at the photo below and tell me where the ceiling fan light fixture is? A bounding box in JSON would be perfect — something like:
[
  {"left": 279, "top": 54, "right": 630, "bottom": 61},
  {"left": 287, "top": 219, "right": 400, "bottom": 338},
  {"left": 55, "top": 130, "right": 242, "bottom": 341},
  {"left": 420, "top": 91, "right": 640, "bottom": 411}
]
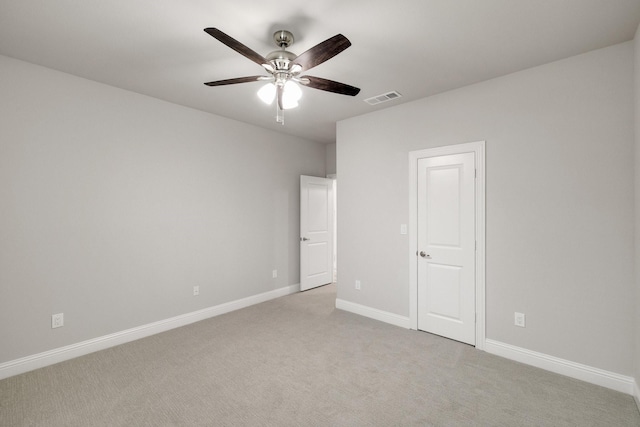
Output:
[
  {"left": 258, "top": 81, "right": 302, "bottom": 109},
  {"left": 257, "top": 83, "right": 276, "bottom": 104},
  {"left": 282, "top": 80, "right": 302, "bottom": 109}
]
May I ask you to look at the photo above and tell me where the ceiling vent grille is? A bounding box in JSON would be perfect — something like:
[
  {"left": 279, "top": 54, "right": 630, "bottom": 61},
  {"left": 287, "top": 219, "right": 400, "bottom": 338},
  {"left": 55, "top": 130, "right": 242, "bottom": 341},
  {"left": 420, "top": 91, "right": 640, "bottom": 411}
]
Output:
[{"left": 364, "top": 91, "right": 402, "bottom": 105}]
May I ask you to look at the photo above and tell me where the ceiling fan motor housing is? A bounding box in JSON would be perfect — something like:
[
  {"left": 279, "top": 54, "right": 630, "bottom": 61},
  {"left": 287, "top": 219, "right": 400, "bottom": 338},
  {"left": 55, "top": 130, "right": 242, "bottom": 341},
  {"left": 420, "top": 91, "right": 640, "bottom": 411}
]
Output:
[{"left": 266, "top": 49, "right": 297, "bottom": 72}]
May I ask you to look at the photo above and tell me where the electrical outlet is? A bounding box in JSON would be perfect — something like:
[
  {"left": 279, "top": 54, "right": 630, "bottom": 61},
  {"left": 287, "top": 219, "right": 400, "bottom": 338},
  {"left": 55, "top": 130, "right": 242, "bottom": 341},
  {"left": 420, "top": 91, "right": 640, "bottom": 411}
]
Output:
[
  {"left": 514, "top": 312, "right": 525, "bottom": 328},
  {"left": 355, "top": 280, "right": 361, "bottom": 290},
  {"left": 272, "top": 269, "right": 277, "bottom": 279},
  {"left": 193, "top": 286, "right": 200, "bottom": 296},
  {"left": 51, "top": 313, "right": 64, "bottom": 329}
]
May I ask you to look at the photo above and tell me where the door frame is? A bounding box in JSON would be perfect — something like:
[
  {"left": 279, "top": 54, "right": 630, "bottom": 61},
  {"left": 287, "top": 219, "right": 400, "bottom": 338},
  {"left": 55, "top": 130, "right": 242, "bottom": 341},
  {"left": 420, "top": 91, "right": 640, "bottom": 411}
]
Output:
[
  {"left": 326, "top": 174, "right": 337, "bottom": 283},
  {"left": 409, "top": 141, "right": 486, "bottom": 349}
]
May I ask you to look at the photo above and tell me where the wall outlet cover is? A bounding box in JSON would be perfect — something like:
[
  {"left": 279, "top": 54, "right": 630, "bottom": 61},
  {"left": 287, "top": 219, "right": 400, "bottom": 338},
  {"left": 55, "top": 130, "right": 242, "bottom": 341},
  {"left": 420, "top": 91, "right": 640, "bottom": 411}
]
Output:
[
  {"left": 51, "top": 313, "right": 64, "bottom": 329},
  {"left": 514, "top": 312, "right": 526, "bottom": 328}
]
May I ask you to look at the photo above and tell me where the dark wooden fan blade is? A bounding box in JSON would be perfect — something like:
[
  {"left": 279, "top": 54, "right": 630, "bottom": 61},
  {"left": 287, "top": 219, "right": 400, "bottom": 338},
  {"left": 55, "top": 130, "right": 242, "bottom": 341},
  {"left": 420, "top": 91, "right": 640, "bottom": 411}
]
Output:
[
  {"left": 204, "top": 76, "right": 263, "bottom": 86},
  {"left": 204, "top": 28, "right": 267, "bottom": 66},
  {"left": 301, "top": 76, "right": 360, "bottom": 96},
  {"left": 294, "top": 34, "right": 351, "bottom": 72}
]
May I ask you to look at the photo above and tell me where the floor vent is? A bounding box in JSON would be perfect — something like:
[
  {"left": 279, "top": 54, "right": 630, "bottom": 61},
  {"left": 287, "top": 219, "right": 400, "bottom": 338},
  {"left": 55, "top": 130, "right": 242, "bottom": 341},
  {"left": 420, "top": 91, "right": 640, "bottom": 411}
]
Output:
[{"left": 364, "top": 91, "right": 402, "bottom": 105}]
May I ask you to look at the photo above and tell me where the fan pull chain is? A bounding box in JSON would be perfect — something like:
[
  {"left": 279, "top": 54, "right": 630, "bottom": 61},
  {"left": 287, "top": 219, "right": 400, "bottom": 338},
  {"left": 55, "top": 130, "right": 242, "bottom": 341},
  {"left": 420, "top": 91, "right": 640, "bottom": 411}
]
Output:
[
  {"left": 276, "top": 88, "right": 284, "bottom": 124},
  {"left": 276, "top": 105, "right": 284, "bottom": 124}
]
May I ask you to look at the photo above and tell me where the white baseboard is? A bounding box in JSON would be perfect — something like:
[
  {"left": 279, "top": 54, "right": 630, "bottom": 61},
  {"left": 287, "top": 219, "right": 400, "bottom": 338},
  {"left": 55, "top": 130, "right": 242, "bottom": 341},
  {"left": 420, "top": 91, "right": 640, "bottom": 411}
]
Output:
[
  {"left": 485, "top": 339, "right": 635, "bottom": 395},
  {"left": 0, "top": 284, "right": 300, "bottom": 380},
  {"left": 335, "top": 298, "right": 410, "bottom": 329}
]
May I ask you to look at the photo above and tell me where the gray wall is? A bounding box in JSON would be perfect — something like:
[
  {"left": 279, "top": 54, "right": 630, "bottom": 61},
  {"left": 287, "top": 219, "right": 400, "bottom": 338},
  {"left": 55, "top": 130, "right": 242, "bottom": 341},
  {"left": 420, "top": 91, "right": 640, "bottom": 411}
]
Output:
[
  {"left": 0, "top": 55, "right": 325, "bottom": 364},
  {"left": 337, "top": 42, "right": 635, "bottom": 376},
  {"left": 325, "top": 143, "right": 337, "bottom": 176},
  {"left": 635, "top": 24, "right": 640, "bottom": 399}
]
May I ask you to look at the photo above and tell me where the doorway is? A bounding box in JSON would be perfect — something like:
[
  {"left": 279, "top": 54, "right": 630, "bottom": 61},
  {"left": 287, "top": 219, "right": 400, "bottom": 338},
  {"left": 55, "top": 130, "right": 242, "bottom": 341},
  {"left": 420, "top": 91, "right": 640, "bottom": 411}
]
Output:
[
  {"left": 300, "top": 175, "right": 334, "bottom": 291},
  {"left": 408, "top": 141, "right": 485, "bottom": 349}
]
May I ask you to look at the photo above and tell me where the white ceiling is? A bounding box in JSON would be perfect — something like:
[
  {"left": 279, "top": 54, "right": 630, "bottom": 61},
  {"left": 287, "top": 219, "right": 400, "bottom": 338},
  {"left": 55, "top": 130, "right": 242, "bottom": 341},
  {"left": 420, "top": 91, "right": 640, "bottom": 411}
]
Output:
[{"left": 1, "top": 0, "right": 639, "bottom": 144}]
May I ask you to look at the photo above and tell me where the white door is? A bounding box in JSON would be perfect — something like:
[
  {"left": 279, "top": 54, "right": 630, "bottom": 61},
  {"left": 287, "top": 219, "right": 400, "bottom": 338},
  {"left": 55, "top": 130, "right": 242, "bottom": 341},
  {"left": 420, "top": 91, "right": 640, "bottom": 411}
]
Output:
[
  {"left": 417, "top": 152, "right": 476, "bottom": 345},
  {"left": 300, "top": 175, "right": 333, "bottom": 291}
]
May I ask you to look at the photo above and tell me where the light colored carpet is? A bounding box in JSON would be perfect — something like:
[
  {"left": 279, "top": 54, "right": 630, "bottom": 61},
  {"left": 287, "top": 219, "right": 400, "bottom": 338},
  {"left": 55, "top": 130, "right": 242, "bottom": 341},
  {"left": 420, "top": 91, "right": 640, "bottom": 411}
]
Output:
[{"left": 1, "top": 284, "right": 639, "bottom": 426}]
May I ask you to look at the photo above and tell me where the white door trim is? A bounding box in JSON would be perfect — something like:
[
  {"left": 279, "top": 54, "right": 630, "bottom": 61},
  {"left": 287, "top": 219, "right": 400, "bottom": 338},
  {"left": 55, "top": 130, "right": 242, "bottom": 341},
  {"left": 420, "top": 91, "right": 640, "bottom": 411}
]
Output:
[
  {"left": 326, "top": 175, "right": 337, "bottom": 283},
  {"left": 409, "top": 141, "right": 486, "bottom": 350}
]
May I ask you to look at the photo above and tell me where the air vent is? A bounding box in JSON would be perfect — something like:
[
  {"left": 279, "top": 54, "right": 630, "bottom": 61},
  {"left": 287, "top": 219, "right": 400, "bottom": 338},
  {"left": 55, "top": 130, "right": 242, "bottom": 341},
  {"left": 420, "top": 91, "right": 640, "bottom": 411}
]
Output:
[{"left": 364, "top": 91, "right": 402, "bottom": 105}]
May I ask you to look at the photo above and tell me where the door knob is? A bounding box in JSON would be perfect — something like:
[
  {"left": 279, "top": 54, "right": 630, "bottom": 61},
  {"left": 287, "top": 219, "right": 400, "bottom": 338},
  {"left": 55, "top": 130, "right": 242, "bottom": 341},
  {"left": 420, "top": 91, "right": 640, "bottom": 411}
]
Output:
[
  {"left": 301, "top": 237, "right": 310, "bottom": 241},
  {"left": 419, "top": 251, "right": 431, "bottom": 258}
]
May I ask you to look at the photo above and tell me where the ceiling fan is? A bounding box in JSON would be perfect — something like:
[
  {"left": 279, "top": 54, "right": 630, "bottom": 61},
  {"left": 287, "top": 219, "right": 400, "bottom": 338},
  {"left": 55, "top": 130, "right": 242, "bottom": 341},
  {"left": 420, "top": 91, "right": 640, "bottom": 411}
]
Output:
[{"left": 203, "top": 27, "right": 361, "bottom": 124}]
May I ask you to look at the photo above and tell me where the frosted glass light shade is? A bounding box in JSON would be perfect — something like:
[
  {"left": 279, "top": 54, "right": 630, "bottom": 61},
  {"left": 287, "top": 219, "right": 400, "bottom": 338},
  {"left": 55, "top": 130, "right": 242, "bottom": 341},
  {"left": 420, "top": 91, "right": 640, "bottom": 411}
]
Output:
[
  {"left": 282, "top": 81, "right": 302, "bottom": 110},
  {"left": 257, "top": 83, "right": 276, "bottom": 104},
  {"left": 257, "top": 81, "right": 302, "bottom": 110}
]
